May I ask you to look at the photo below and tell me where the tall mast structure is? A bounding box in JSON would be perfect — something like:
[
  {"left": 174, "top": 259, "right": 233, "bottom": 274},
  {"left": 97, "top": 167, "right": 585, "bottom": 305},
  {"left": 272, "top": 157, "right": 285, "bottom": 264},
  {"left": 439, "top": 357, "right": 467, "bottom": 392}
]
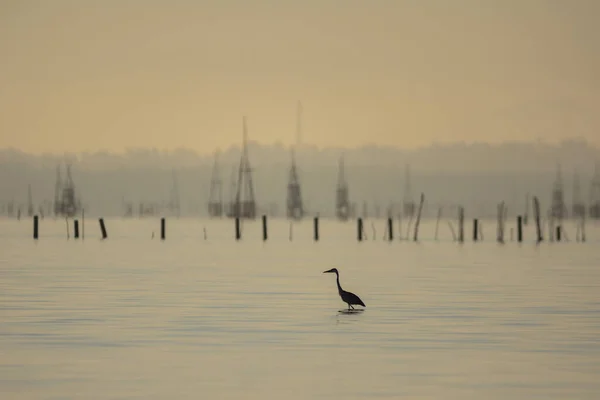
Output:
[
  {"left": 207, "top": 150, "right": 223, "bottom": 218},
  {"left": 335, "top": 154, "right": 350, "bottom": 221},
  {"left": 230, "top": 116, "right": 257, "bottom": 219},
  {"left": 286, "top": 101, "right": 304, "bottom": 220},
  {"left": 55, "top": 162, "right": 80, "bottom": 218},
  {"left": 550, "top": 163, "right": 567, "bottom": 220},
  {"left": 286, "top": 149, "right": 304, "bottom": 220}
]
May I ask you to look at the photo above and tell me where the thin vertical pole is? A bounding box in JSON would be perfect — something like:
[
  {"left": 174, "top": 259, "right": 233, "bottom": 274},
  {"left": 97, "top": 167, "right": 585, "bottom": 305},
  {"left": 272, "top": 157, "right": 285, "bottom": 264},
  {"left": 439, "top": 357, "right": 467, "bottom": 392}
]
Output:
[
  {"left": 235, "top": 218, "right": 241, "bottom": 240},
  {"left": 33, "top": 215, "right": 39, "bottom": 240},
  {"left": 458, "top": 207, "right": 464, "bottom": 243},
  {"left": 99, "top": 218, "right": 107, "bottom": 239},
  {"left": 533, "top": 196, "right": 542, "bottom": 243},
  {"left": 357, "top": 218, "right": 363, "bottom": 242},
  {"left": 413, "top": 193, "right": 425, "bottom": 242}
]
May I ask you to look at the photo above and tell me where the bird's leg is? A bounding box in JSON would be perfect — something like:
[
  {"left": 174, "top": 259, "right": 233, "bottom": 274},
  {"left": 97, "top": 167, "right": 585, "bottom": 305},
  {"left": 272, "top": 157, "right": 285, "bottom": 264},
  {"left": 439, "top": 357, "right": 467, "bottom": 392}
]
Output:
[{"left": 350, "top": 304, "right": 354, "bottom": 310}]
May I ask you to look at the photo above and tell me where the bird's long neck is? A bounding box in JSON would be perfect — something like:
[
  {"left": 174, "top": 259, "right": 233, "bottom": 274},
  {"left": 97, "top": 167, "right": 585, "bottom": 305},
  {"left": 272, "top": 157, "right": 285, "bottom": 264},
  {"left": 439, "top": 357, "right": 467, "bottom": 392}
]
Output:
[{"left": 335, "top": 272, "right": 343, "bottom": 294}]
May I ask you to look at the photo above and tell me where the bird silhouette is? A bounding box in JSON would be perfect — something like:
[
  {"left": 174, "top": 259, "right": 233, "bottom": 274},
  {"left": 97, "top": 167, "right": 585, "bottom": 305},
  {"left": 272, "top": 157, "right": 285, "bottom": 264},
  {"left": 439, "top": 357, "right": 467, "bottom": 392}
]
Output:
[{"left": 323, "top": 268, "right": 366, "bottom": 310}]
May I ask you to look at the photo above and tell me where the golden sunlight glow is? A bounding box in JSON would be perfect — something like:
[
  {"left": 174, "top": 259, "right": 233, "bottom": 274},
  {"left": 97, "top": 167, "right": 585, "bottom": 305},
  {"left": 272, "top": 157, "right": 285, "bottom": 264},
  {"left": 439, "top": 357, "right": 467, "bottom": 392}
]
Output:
[{"left": 1, "top": 1, "right": 599, "bottom": 154}]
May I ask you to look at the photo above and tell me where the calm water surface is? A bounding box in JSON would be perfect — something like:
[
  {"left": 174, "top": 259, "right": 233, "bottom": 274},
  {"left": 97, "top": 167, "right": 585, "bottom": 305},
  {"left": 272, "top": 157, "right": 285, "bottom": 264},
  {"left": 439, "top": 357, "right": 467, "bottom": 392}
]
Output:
[{"left": 1, "top": 218, "right": 600, "bottom": 399}]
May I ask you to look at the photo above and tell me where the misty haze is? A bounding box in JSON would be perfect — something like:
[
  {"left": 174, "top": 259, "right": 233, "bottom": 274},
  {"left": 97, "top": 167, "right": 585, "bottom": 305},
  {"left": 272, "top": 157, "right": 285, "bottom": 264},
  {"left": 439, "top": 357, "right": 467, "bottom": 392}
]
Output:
[{"left": 1, "top": 139, "right": 600, "bottom": 219}]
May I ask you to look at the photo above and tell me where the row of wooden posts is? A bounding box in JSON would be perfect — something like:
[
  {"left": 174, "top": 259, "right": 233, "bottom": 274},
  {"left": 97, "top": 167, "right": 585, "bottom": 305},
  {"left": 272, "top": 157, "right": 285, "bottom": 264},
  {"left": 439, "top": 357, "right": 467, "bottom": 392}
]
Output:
[{"left": 31, "top": 196, "right": 586, "bottom": 243}]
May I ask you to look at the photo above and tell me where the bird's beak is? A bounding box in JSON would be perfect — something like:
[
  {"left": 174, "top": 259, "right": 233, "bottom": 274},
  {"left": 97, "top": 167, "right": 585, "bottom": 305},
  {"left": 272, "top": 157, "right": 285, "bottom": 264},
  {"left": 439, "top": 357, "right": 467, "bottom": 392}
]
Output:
[{"left": 323, "top": 269, "right": 333, "bottom": 273}]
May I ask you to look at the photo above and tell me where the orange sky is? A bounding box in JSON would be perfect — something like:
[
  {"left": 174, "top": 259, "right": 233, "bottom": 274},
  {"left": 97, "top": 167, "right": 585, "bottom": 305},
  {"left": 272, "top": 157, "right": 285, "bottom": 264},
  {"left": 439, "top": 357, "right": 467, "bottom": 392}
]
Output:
[{"left": 1, "top": 0, "right": 599, "bottom": 154}]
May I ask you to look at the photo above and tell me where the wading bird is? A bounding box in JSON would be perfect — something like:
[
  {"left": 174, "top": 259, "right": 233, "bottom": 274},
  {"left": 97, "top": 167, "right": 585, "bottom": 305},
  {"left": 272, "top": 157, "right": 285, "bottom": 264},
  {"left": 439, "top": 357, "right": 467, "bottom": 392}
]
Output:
[{"left": 323, "top": 268, "right": 366, "bottom": 310}]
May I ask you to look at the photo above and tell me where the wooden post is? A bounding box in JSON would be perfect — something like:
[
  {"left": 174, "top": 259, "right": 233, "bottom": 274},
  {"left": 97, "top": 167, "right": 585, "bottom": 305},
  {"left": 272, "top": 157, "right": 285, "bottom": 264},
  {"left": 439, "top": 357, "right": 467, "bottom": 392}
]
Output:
[
  {"left": 313, "top": 216, "right": 319, "bottom": 241},
  {"left": 496, "top": 202, "right": 505, "bottom": 243},
  {"left": 235, "top": 217, "right": 241, "bottom": 241},
  {"left": 458, "top": 206, "right": 464, "bottom": 243},
  {"left": 581, "top": 214, "right": 586, "bottom": 243},
  {"left": 65, "top": 217, "right": 70, "bottom": 239},
  {"left": 289, "top": 222, "right": 293, "bottom": 241},
  {"left": 357, "top": 218, "right": 363, "bottom": 242},
  {"left": 160, "top": 217, "right": 166, "bottom": 240},
  {"left": 33, "top": 215, "right": 39, "bottom": 240},
  {"left": 74, "top": 219, "right": 80, "bottom": 239},
  {"left": 262, "top": 215, "right": 268, "bottom": 241},
  {"left": 555, "top": 225, "right": 562, "bottom": 242},
  {"left": 387, "top": 217, "right": 393, "bottom": 241},
  {"left": 473, "top": 219, "right": 478, "bottom": 242},
  {"left": 533, "top": 196, "right": 542, "bottom": 243},
  {"left": 99, "top": 218, "right": 107, "bottom": 239},
  {"left": 517, "top": 215, "right": 523, "bottom": 243},
  {"left": 413, "top": 193, "right": 425, "bottom": 242}
]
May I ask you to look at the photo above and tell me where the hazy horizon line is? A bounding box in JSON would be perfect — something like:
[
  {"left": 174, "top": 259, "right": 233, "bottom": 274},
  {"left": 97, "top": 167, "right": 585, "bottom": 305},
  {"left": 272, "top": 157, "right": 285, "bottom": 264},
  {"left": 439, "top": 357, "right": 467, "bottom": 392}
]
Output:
[{"left": 0, "top": 136, "right": 596, "bottom": 158}]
